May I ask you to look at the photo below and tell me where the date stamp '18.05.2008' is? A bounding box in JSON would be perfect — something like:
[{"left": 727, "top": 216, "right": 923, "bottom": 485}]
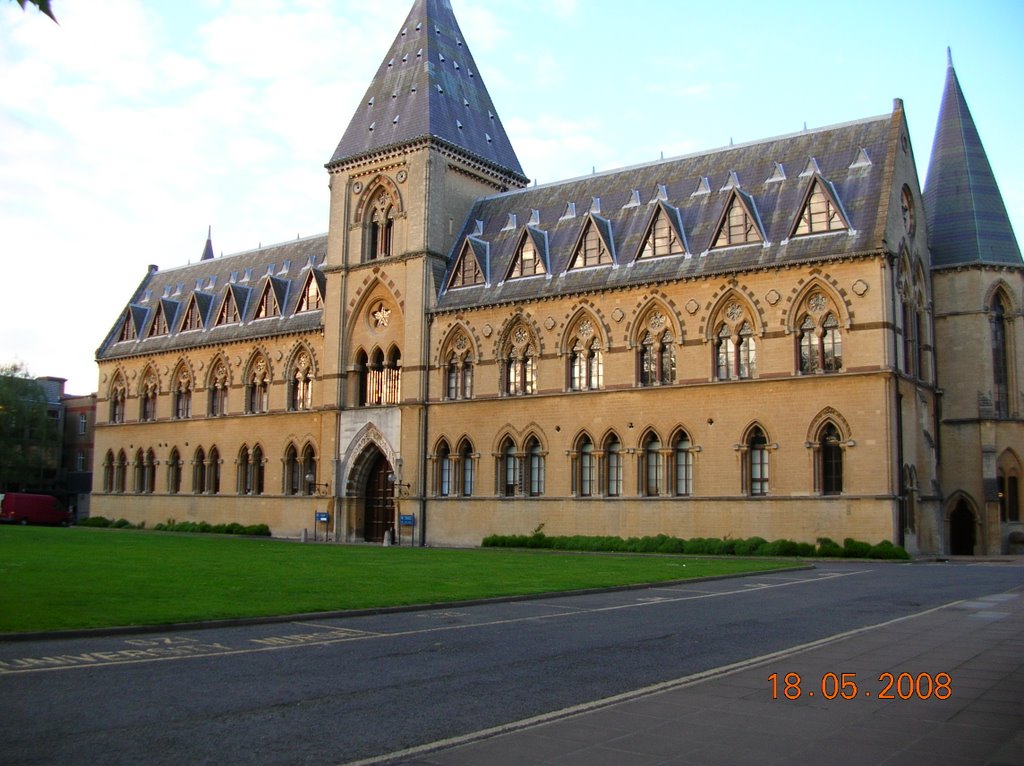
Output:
[{"left": 769, "top": 672, "right": 952, "bottom": 701}]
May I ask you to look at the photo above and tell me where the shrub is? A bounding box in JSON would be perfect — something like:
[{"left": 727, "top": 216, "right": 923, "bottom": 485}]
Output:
[
  {"left": 843, "top": 538, "right": 873, "bottom": 558},
  {"left": 480, "top": 532, "right": 889, "bottom": 559},
  {"left": 112, "top": 518, "right": 134, "bottom": 529},
  {"left": 868, "top": 540, "right": 910, "bottom": 560},
  {"left": 78, "top": 516, "right": 112, "bottom": 527},
  {"left": 733, "top": 536, "right": 768, "bottom": 556},
  {"left": 816, "top": 537, "right": 844, "bottom": 557}
]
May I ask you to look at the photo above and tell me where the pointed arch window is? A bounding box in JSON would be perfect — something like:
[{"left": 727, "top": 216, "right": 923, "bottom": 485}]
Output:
[
  {"left": 208, "top": 447, "right": 221, "bottom": 494},
  {"left": 209, "top": 362, "right": 229, "bottom": 416},
  {"left": 140, "top": 375, "right": 158, "bottom": 421},
  {"left": 570, "top": 221, "right": 613, "bottom": 269},
  {"left": 672, "top": 431, "right": 693, "bottom": 496},
  {"left": 436, "top": 440, "right": 453, "bottom": 496},
  {"left": 901, "top": 299, "right": 919, "bottom": 379},
  {"left": 818, "top": 422, "right": 844, "bottom": 495},
  {"left": 746, "top": 427, "right": 769, "bottom": 496},
  {"left": 604, "top": 434, "right": 623, "bottom": 497},
  {"left": 568, "top": 318, "right": 603, "bottom": 391},
  {"left": 443, "top": 333, "right": 474, "bottom": 401},
  {"left": 508, "top": 234, "right": 546, "bottom": 278},
  {"left": 302, "top": 444, "right": 317, "bottom": 496},
  {"left": 367, "top": 193, "right": 395, "bottom": 261},
  {"left": 716, "top": 313, "right": 756, "bottom": 380},
  {"left": 167, "top": 448, "right": 182, "bottom": 495},
  {"left": 638, "top": 317, "right": 676, "bottom": 386},
  {"left": 798, "top": 301, "right": 843, "bottom": 374},
  {"left": 239, "top": 445, "right": 263, "bottom": 495},
  {"left": 642, "top": 433, "right": 663, "bottom": 497},
  {"left": 997, "top": 454, "right": 1020, "bottom": 522},
  {"left": 361, "top": 347, "right": 402, "bottom": 406},
  {"left": 297, "top": 273, "right": 323, "bottom": 312},
  {"left": 639, "top": 207, "right": 684, "bottom": 259},
  {"left": 713, "top": 194, "right": 762, "bottom": 248},
  {"left": 793, "top": 179, "right": 848, "bottom": 236},
  {"left": 109, "top": 378, "right": 127, "bottom": 424},
  {"left": 245, "top": 359, "right": 270, "bottom": 414},
  {"left": 459, "top": 439, "right": 475, "bottom": 497},
  {"left": 502, "top": 324, "right": 537, "bottom": 396},
  {"left": 284, "top": 444, "right": 300, "bottom": 495},
  {"left": 449, "top": 241, "right": 484, "bottom": 288},
  {"left": 288, "top": 352, "right": 314, "bottom": 411},
  {"left": 575, "top": 435, "right": 596, "bottom": 497},
  {"left": 527, "top": 438, "right": 545, "bottom": 497},
  {"left": 103, "top": 450, "right": 114, "bottom": 493},
  {"left": 192, "top": 447, "right": 207, "bottom": 494},
  {"left": 114, "top": 450, "right": 127, "bottom": 493},
  {"left": 133, "top": 449, "right": 146, "bottom": 494},
  {"left": 500, "top": 438, "right": 519, "bottom": 497},
  {"left": 992, "top": 295, "right": 1010, "bottom": 417},
  {"left": 173, "top": 369, "right": 192, "bottom": 419}
]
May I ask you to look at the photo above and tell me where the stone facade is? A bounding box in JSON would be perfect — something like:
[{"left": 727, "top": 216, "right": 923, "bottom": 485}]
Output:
[{"left": 92, "top": 2, "right": 1020, "bottom": 554}]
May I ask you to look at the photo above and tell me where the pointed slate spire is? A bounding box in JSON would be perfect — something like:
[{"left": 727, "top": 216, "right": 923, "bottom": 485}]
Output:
[
  {"left": 200, "top": 226, "right": 215, "bottom": 261},
  {"left": 328, "top": 0, "right": 526, "bottom": 181},
  {"left": 923, "top": 49, "right": 1022, "bottom": 267}
]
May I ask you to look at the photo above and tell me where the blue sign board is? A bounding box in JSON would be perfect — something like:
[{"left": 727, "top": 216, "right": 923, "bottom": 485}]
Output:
[
  {"left": 315, "top": 512, "right": 329, "bottom": 523},
  {"left": 399, "top": 514, "right": 415, "bottom": 526}
]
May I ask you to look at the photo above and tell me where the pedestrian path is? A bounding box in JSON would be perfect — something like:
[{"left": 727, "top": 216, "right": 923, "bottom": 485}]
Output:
[{"left": 378, "top": 584, "right": 1023, "bottom": 766}]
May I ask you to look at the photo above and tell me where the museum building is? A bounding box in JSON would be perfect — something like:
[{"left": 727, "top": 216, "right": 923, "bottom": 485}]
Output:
[{"left": 92, "top": 0, "right": 1023, "bottom": 554}]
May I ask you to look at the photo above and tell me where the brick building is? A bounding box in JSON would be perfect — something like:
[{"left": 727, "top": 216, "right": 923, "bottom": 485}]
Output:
[{"left": 92, "top": 0, "right": 1021, "bottom": 554}]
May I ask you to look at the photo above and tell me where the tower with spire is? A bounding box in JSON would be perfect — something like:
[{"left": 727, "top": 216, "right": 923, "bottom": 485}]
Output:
[
  {"left": 320, "top": 0, "right": 529, "bottom": 542},
  {"left": 926, "top": 49, "right": 1024, "bottom": 554}
]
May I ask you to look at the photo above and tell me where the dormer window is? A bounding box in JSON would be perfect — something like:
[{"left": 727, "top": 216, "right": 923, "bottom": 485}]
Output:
[
  {"left": 639, "top": 206, "right": 685, "bottom": 259},
  {"left": 569, "top": 220, "right": 613, "bottom": 269},
  {"left": 297, "top": 272, "right": 324, "bottom": 312},
  {"left": 216, "top": 289, "right": 241, "bottom": 326},
  {"left": 712, "top": 193, "right": 763, "bottom": 248},
  {"left": 793, "top": 179, "right": 849, "bottom": 236},
  {"left": 449, "top": 240, "right": 485, "bottom": 288},
  {"left": 507, "top": 233, "right": 546, "bottom": 279}
]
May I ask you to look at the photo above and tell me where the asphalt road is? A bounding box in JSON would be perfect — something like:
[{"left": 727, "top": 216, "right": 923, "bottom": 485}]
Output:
[{"left": 1, "top": 560, "right": 1021, "bottom": 766}]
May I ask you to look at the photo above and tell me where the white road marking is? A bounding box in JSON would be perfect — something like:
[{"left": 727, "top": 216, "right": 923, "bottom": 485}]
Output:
[{"left": 0, "top": 570, "right": 868, "bottom": 676}]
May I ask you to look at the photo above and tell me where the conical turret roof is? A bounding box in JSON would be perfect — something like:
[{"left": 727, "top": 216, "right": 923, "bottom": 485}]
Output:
[
  {"left": 924, "top": 50, "right": 1021, "bottom": 268},
  {"left": 328, "top": 0, "right": 526, "bottom": 182}
]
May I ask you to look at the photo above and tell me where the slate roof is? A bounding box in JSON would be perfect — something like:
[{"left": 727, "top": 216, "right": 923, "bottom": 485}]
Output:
[
  {"left": 327, "top": 0, "right": 526, "bottom": 182},
  {"left": 923, "top": 51, "right": 1022, "bottom": 268},
  {"left": 435, "top": 111, "right": 899, "bottom": 313},
  {"left": 96, "top": 235, "right": 328, "bottom": 361}
]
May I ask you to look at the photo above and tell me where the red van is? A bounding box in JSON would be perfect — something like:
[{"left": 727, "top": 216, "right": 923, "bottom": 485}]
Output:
[{"left": 0, "top": 493, "right": 70, "bottom": 526}]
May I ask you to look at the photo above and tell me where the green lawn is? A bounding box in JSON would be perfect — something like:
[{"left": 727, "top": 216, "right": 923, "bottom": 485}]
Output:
[{"left": 0, "top": 526, "right": 797, "bottom": 633}]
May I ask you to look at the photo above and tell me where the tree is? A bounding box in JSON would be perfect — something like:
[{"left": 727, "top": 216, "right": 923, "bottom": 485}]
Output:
[
  {"left": 10, "top": 0, "right": 56, "bottom": 23},
  {"left": 0, "top": 363, "right": 61, "bottom": 492}
]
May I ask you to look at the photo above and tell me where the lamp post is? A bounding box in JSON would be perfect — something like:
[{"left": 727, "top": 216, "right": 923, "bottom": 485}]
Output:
[
  {"left": 386, "top": 472, "right": 411, "bottom": 545},
  {"left": 305, "top": 473, "right": 331, "bottom": 542}
]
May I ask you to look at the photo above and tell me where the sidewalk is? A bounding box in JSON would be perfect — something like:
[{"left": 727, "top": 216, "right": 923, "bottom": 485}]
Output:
[{"left": 392, "top": 587, "right": 1024, "bottom": 766}]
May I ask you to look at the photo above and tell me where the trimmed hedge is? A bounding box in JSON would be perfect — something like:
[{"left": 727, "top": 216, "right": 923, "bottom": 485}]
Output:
[
  {"left": 76, "top": 516, "right": 271, "bottom": 537},
  {"left": 481, "top": 532, "right": 909, "bottom": 559},
  {"left": 154, "top": 520, "right": 271, "bottom": 537}
]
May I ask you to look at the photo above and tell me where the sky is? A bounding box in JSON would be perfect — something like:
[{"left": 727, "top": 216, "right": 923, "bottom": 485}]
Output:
[{"left": 2, "top": 0, "right": 1022, "bottom": 395}]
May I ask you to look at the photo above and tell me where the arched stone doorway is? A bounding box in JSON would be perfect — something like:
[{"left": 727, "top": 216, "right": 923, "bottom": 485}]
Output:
[
  {"left": 363, "top": 451, "right": 395, "bottom": 543},
  {"left": 949, "top": 499, "right": 977, "bottom": 555}
]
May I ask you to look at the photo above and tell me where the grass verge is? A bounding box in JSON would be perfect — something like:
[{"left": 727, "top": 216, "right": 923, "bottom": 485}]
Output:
[{"left": 0, "top": 526, "right": 797, "bottom": 633}]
